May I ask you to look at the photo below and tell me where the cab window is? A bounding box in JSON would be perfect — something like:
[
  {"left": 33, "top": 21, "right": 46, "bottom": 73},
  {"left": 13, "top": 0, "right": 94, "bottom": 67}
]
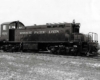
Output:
[
  {"left": 9, "top": 26, "right": 15, "bottom": 29},
  {"left": 3, "top": 25, "right": 7, "bottom": 30}
]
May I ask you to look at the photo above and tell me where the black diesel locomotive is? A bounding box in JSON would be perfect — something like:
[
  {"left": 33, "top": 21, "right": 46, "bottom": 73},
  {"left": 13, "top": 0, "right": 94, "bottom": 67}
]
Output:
[{"left": 0, "top": 20, "right": 98, "bottom": 56}]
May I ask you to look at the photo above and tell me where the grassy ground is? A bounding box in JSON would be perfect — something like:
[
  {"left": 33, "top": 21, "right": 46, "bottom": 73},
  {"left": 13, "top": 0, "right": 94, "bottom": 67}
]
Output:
[{"left": 0, "top": 52, "right": 100, "bottom": 80}]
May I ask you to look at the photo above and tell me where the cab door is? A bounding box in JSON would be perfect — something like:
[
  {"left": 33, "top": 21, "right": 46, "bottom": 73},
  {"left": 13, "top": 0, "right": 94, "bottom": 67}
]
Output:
[{"left": 9, "top": 29, "right": 15, "bottom": 41}]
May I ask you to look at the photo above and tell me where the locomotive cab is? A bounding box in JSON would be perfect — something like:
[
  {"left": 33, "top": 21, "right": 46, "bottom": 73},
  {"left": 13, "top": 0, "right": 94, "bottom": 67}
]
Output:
[{"left": 0, "top": 21, "right": 25, "bottom": 41}]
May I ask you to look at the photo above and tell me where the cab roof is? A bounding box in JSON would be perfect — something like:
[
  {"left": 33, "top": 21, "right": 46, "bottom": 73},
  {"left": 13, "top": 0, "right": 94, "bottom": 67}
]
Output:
[{"left": 1, "top": 21, "right": 25, "bottom": 26}]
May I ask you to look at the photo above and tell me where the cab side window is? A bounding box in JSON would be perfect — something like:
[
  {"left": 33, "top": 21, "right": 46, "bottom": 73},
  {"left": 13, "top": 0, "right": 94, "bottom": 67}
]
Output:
[
  {"left": 9, "top": 26, "right": 15, "bottom": 29},
  {"left": 3, "top": 25, "right": 7, "bottom": 30}
]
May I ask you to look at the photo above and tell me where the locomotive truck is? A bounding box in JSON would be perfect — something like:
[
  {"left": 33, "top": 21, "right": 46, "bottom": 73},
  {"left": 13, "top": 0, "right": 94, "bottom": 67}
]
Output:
[{"left": 0, "top": 20, "right": 98, "bottom": 56}]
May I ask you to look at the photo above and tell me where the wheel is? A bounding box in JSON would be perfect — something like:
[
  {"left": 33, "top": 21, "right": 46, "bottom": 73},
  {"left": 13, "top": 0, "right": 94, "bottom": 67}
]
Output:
[
  {"left": 86, "top": 52, "right": 90, "bottom": 56},
  {"left": 50, "top": 47, "right": 57, "bottom": 54}
]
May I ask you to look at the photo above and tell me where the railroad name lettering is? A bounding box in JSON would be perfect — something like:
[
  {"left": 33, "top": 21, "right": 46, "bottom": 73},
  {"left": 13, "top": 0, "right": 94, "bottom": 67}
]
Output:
[
  {"left": 34, "top": 30, "right": 59, "bottom": 34},
  {"left": 48, "top": 30, "right": 59, "bottom": 33},
  {"left": 34, "top": 31, "right": 46, "bottom": 34},
  {"left": 20, "top": 30, "right": 59, "bottom": 34},
  {"left": 20, "top": 31, "right": 32, "bottom": 34}
]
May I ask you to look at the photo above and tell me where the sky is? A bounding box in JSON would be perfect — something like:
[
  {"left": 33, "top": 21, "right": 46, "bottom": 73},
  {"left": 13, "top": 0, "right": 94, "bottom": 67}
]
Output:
[{"left": 0, "top": 0, "right": 100, "bottom": 42}]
